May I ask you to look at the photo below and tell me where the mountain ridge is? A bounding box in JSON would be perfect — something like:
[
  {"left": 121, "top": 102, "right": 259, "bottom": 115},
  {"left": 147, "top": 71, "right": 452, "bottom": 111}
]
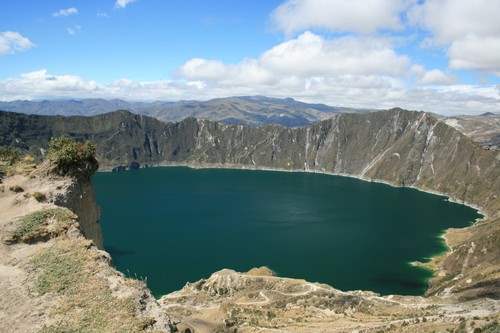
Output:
[
  {"left": 1, "top": 107, "right": 499, "bottom": 300},
  {"left": 0, "top": 96, "right": 372, "bottom": 127}
]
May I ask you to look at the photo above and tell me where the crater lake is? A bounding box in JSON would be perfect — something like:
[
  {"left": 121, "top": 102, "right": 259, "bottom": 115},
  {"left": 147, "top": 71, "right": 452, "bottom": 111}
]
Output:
[{"left": 93, "top": 166, "right": 481, "bottom": 297}]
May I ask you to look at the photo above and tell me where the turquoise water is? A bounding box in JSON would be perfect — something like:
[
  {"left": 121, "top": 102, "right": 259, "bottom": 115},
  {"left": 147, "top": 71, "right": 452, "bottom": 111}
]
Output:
[{"left": 93, "top": 167, "right": 481, "bottom": 297}]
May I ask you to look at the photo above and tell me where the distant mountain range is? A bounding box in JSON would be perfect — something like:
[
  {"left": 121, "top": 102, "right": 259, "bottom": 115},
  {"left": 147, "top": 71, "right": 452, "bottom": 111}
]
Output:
[
  {"left": 0, "top": 96, "right": 371, "bottom": 127},
  {"left": 444, "top": 112, "right": 500, "bottom": 150}
]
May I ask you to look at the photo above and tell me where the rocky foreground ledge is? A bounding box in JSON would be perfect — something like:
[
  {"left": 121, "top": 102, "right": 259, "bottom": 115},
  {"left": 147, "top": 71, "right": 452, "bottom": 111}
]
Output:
[
  {"left": 161, "top": 268, "right": 500, "bottom": 333},
  {"left": 0, "top": 148, "right": 169, "bottom": 332}
]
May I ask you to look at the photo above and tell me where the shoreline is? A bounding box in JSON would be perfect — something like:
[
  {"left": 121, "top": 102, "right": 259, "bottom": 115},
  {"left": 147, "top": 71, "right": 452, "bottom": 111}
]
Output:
[
  {"left": 96, "top": 161, "right": 487, "bottom": 297},
  {"left": 99, "top": 161, "right": 487, "bottom": 219}
]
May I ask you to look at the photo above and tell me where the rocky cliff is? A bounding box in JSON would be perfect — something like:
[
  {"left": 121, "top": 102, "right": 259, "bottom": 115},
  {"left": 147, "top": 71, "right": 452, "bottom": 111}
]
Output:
[
  {"left": 52, "top": 175, "right": 103, "bottom": 249},
  {"left": 0, "top": 152, "right": 171, "bottom": 332},
  {"left": 2, "top": 108, "right": 499, "bottom": 215},
  {"left": 1, "top": 108, "right": 500, "bottom": 332},
  {"left": 445, "top": 113, "right": 500, "bottom": 150}
]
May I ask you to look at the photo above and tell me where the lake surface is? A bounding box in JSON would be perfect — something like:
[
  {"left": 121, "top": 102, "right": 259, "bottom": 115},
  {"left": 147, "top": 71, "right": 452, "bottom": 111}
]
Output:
[{"left": 93, "top": 167, "right": 481, "bottom": 297}]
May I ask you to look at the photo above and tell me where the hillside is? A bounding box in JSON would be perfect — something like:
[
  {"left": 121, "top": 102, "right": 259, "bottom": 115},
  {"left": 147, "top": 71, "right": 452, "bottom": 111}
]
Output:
[
  {"left": 0, "top": 108, "right": 499, "bottom": 332},
  {"left": 445, "top": 113, "right": 500, "bottom": 150},
  {"left": 0, "top": 96, "right": 369, "bottom": 127}
]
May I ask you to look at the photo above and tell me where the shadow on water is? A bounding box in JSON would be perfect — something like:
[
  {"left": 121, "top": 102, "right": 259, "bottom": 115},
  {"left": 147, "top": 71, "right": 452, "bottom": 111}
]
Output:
[
  {"left": 105, "top": 246, "right": 136, "bottom": 258},
  {"left": 371, "top": 276, "right": 429, "bottom": 294}
]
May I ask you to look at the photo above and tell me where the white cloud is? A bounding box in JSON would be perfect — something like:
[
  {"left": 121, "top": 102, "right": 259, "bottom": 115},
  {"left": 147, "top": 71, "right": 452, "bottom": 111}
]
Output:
[
  {"left": 115, "top": 0, "right": 137, "bottom": 9},
  {"left": 411, "top": 65, "right": 455, "bottom": 86},
  {"left": 0, "top": 70, "right": 98, "bottom": 100},
  {"left": 0, "top": 31, "right": 35, "bottom": 55},
  {"left": 448, "top": 36, "right": 500, "bottom": 76},
  {"left": 0, "top": 69, "right": 201, "bottom": 102},
  {"left": 409, "top": 0, "right": 500, "bottom": 43},
  {"left": 261, "top": 32, "right": 409, "bottom": 77},
  {"left": 1, "top": 31, "right": 499, "bottom": 116},
  {"left": 419, "top": 69, "right": 455, "bottom": 86},
  {"left": 179, "top": 32, "right": 410, "bottom": 86},
  {"left": 409, "top": 0, "right": 500, "bottom": 76},
  {"left": 272, "top": 0, "right": 413, "bottom": 35},
  {"left": 1, "top": 68, "right": 498, "bottom": 116},
  {"left": 66, "top": 25, "right": 82, "bottom": 36},
  {"left": 53, "top": 7, "right": 78, "bottom": 17},
  {"left": 179, "top": 58, "right": 275, "bottom": 86},
  {"left": 179, "top": 58, "right": 230, "bottom": 81}
]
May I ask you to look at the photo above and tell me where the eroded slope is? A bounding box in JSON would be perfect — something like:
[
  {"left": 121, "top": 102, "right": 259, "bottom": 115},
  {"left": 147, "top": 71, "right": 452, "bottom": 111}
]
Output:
[{"left": 0, "top": 157, "right": 170, "bottom": 332}]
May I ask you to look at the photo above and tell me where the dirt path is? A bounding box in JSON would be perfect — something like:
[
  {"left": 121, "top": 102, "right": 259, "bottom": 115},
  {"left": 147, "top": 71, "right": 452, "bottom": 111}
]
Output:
[{"left": 0, "top": 173, "right": 72, "bottom": 332}]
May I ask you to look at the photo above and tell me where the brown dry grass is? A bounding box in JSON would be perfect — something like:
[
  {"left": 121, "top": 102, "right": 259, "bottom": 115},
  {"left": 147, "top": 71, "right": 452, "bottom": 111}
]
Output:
[{"left": 32, "top": 240, "right": 158, "bottom": 333}]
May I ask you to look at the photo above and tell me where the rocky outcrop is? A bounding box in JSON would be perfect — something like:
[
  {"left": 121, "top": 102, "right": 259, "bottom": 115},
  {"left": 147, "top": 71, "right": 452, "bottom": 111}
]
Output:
[
  {"left": 161, "top": 268, "right": 500, "bottom": 333},
  {"left": 445, "top": 113, "right": 500, "bottom": 150},
  {"left": 0, "top": 160, "right": 170, "bottom": 332},
  {"left": 53, "top": 177, "right": 103, "bottom": 249}
]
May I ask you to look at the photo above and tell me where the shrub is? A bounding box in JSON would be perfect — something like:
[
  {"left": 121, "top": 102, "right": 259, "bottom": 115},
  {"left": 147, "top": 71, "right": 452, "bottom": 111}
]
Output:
[
  {"left": 32, "top": 192, "right": 47, "bottom": 202},
  {"left": 8, "top": 208, "right": 75, "bottom": 244},
  {"left": 47, "top": 137, "right": 98, "bottom": 178},
  {"left": 0, "top": 148, "right": 36, "bottom": 178},
  {"left": 0, "top": 147, "right": 20, "bottom": 165},
  {"left": 9, "top": 185, "right": 24, "bottom": 193}
]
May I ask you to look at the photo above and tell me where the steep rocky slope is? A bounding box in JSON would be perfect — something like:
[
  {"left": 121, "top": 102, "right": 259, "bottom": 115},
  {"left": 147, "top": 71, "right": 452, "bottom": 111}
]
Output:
[
  {"left": 1, "top": 108, "right": 499, "bottom": 332},
  {"left": 2, "top": 108, "right": 499, "bottom": 214},
  {"left": 445, "top": 113, "right": 500, "bottom": 150}
]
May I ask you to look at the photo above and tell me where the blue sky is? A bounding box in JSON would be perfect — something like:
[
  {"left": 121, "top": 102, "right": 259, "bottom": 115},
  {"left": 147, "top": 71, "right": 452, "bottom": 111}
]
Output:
[
  {"left": 1, "top": 0, "right": 500, "bottom": 115},
  {"left": 0, "top": 0, "right": 284, "bottom": 81}
]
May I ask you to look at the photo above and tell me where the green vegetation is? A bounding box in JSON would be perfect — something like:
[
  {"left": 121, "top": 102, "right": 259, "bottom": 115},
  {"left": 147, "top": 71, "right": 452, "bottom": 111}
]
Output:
[
  {"left": 9, "top": 185, "right": 24, "bottom": 193},
  {"left": 0, "top": 147, "right": 36, "bottom": 177},
  {"left": 481, "top": 321, "right": 499, "bottom": 333},
  {"left": 32, "top": 192, "right": 47, "bottom": 202},
  {"left": 9, "top": 208, "right": 75, "bottom": 244},
  {"left": 0, "top": 147, "right": 20, "bottom": 165},
  {"left": 32, "top": 243, "right": 85, "bottom": 295},
  {"left": 33, "top": 241, "right": 157, "bottom": 333},
  {"left": 47, "top": 137, "right": 98, "bottom": 178}
]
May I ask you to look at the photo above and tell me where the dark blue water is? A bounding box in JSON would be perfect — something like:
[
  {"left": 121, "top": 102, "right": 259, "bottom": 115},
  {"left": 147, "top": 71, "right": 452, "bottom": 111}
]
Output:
[{"left": 93, "top": 167, "right": 481, "bottom": 297}]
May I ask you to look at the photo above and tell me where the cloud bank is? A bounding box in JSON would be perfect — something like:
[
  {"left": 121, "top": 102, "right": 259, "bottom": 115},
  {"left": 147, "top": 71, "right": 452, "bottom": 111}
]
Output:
[
  {"left": 1, "top": 32, "right": 499, "bottom": 116},
  {"left": 271, "top": 0, "right": 412, "bottom": 34},
  {"left": 409, "top": 0, "right": 500, "bottom": 76}
]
